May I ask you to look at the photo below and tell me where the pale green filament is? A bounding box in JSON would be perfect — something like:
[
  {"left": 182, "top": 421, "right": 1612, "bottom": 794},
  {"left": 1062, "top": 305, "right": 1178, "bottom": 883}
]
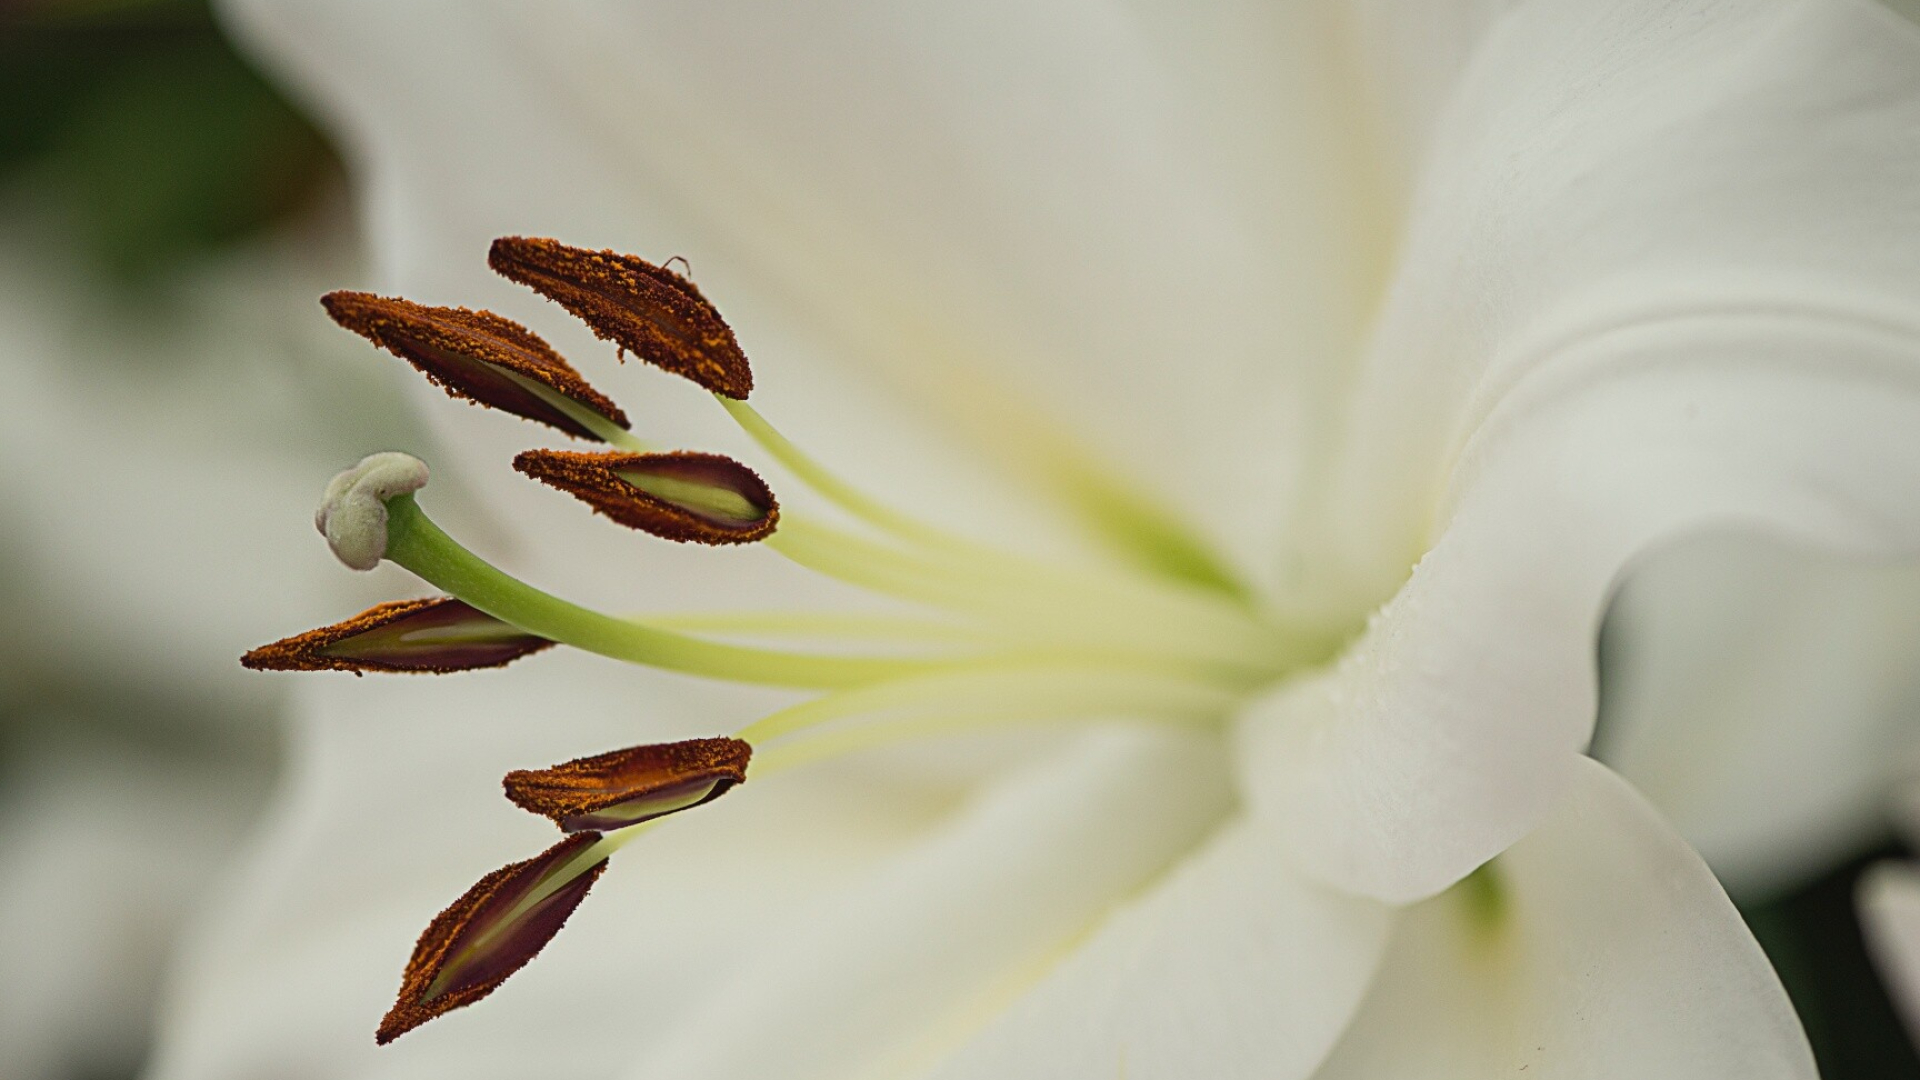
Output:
[
  {"left": 767, "top": 517, "right": 1323, "bottom": 680},
  {"left": 382, "top": 494, "right": 943, "bottom": 688},
  {"left": 721, "top": 391, "right": 1248, "bottom": 602},
  {"left": 741, "top": 663, "right": 1237, "bottom": 771},
  {"left": 719, "top": 394, "right": 953, "bottom": 547},
  {"left": 715, "top": 393, "right": 1316, "bottom": 673},
  {"left": 644, "top": 610, "right": 983, "bottom": 646}
]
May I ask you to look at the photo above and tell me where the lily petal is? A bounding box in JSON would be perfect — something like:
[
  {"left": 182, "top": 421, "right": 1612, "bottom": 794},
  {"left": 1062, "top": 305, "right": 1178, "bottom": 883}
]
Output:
[
  {"left": 218, "top": 0, "right": 1384, "bottom": 585},
  {"left": 1311, "top": 758, "right": 1816, "bottom": 1079},
  {"left": 619, "top": 727, "right": 1233, "bottom": 1080},
  {"left": 1341, "top": 0, "right": 1519, "bottom": 189},
  {"left": 924, "top": 818, "right": 1391, "bottom": 1080},
  {"left": 1246, "top": 0, "right": 1920, "bottom": 902}
]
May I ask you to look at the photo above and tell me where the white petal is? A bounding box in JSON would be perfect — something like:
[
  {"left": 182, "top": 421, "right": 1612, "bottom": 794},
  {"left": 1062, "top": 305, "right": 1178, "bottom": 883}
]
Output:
[
  {"left": 147, "top": 654, "right": 959, "bottom": 1080},
  {"left": 1859, "top": 860, "right": 1920, "bottom": 1046},
  {"left": 219, "top": 0, "right": 1386, "bottom": 586},
  {"left": 1340, "top": 0, "right": 1520, "bottom": 189},
  {"left": 1246, "top": 0, "right": 1920, "bottom": 901},
  {"left": 1599, "top": 534, "right": 1920, "bottom": 896},
  {"left": 1312, "top": 758, "right": 1816, "bottom": 1080},
  {"left": 925, "top": 818, "right": 1391, "bottom": 1080},
  {"left": 619, "top": 726, "right": 1233, "bottom": 1080}
]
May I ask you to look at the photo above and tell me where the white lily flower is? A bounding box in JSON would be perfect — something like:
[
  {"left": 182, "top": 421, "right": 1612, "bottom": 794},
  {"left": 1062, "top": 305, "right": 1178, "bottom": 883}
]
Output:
[{"left": 151, "top": 0, "right": 1920, "bottom": 1076}]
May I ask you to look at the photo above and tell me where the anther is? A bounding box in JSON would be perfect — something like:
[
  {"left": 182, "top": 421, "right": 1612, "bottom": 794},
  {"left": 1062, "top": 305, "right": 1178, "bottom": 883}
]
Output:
[
  {"left": 487, "top": 237, "right": 753, "bottom": 398},
  {"left": 322, "top": 291, "right": 629, "bottom": 440},
  {"left": 513, "top": 449, "right": 778, "bottom": 544},
  {"left": 241, "top": 597, "right": 553, "bottom": 674},
  {"left": 377, "top": 832, "right": 608, "bottom": 1044},
  {"left": 316, "top": 452, "right": 429, "bottom": 570},
  {"left": 503, "top": 737, "right": 752, "bottom": 832}
]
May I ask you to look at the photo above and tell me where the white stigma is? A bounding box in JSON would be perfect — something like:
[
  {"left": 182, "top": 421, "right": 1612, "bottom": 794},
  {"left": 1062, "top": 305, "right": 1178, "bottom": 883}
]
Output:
[{"left": 316, "top": 452, "right": 429, "bottom": 570}]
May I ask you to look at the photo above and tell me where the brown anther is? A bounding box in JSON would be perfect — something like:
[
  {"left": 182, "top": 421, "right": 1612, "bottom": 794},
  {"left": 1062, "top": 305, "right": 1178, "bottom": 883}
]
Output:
[
  {"left": 487, "top": 237, "right": 753, "bottom": 398},
  {"left": 241, "top": 598, "right": 554, "bottom": 675},
  {"left": 377, "top": 832, "right": 607, "bottom": 1044},
  {"left": 513, "top": 449, "right": 778, "bottom": 544},
  {"left": 321, "top": 290, "right": 629, "bottom": 440},
  {"left": 503, "top": 737, "right": 752, "bottom": 833}
]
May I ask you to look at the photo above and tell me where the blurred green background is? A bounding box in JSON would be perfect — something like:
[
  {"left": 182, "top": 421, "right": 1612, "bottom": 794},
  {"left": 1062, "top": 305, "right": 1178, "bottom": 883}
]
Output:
[
  {"left": 0, "top": 1, "right": 1916, "bottom": 1078},
  {"left": 0, "top": 0, "right": 332, "bottom": 282}
]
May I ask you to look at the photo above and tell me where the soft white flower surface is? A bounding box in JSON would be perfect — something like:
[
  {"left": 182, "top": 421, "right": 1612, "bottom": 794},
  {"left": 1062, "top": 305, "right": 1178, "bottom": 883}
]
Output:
[{"left": 152, "top": 0, "right": 1920, "bottom": 1076}]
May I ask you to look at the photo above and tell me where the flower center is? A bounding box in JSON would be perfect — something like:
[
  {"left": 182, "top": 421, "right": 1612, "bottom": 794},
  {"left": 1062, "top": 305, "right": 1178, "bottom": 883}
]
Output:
[{"left": 249, "top": 237, "right": 1340, "bottom": 1042}]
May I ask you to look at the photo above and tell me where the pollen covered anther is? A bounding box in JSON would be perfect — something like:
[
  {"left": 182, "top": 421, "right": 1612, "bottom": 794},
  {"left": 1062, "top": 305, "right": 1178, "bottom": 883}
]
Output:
[
  {"left": 504, "top": 737, "right": 753, "bottom": 832},
  {"left": 377, "top": 832, "right": 608, "bottom": 1044},
  {"left": 241, "top": 597, "right": 554, "bottom": 674},
  {"left": 487, "top": 236, "right": 753, "bottom": 398},
  {"left": 321, "top": 290, "right": 629, "bottom": 440},
  {"left": 514, "top": 448, "right": 779, "bottom": 544}
]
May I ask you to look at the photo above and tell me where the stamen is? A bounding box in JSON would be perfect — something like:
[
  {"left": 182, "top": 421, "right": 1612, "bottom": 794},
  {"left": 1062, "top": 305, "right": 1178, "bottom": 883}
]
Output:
[
  {"left": 265, "top": 238, "right": 1347, "bottom": 1049},
  {"left": 504, "top": 737, "right": 752, "bottom": 832},
  {"left": 241, "top": 597, "right": 553, "bottom": 674},
  {"left": 321, "top": 291, "right": 629, "bottom": 441},
  {"left": 513, "top": 449, "right": 778, "bottom": 545},
  {"left": 377, "top": 832, "right": 608, "bottom": 1044},
  {"left": 488, "top": 236, "right": 753, "bottom": 398}
]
